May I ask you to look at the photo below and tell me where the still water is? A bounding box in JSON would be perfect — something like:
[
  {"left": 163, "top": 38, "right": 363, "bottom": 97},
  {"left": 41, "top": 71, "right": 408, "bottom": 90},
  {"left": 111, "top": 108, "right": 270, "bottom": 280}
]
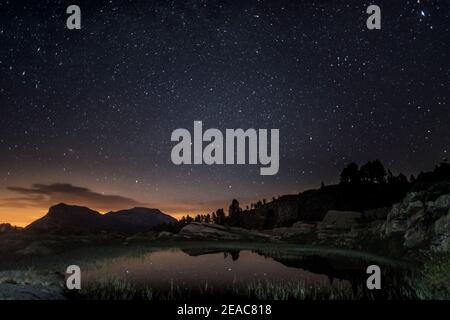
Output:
[{"left": 82, "top": 248, "right": 381, "bottom": 290}]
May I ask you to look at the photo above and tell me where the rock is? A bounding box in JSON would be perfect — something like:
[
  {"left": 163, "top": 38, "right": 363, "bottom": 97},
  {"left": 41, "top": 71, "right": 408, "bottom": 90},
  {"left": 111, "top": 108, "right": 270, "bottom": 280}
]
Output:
[
  {"left": 315, "top": 210, "right": 362, "bottom": 244},
  {"left": 179, "top": 223, "right": 273, "bottom": 241},
  {"left": 431, "top": 211, "right": 450, "bottom": 252},
  {"left": 383, "top": 201, "right": 424, "bottom": 236},
  {"left": 269, "top": 222, "right": 316, "bottom": 238},
  {"left": 0, "top": 270, "right": 65, "bottom": 300},
  {"left": 381, "top": 182, "right": 450, "bottom": 251},
  {"left": 429, "top": 194, "right": 450, "bottom": 209},
  {"left": 0, "top": 283, "right": 65, "bottom": 300},
  {"left": 157, "top": 231, "right": 173, "bottom": 238},
  {"left": 291, "top": 221, "right": 315, "bottom": 230},
  {"left": 363, "top": 207, "right": 390, "bottom": 221},
  {"left": 404, "top": 215, "right": 428, "bottom": 248},
  {"left": 319, "top": 210, "right": 362, "bottom": 229}
]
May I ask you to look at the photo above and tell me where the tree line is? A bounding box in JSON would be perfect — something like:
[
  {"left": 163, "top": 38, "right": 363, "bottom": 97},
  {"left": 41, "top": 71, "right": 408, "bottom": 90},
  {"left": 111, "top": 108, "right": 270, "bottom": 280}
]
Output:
[{"left": 155, "top": 159, "right": 450, "bottom": 232}]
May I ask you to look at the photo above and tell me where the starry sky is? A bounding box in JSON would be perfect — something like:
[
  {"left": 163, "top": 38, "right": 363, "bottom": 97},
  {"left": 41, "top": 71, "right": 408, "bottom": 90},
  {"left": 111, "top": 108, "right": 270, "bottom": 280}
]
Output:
[{"left": 0, "top": 0, "right": 449, "bottom": 226}]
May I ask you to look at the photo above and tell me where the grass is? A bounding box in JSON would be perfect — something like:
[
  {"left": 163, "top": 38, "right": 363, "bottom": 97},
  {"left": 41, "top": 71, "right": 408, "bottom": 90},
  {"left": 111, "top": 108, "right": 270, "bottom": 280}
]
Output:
[
  {"left": 69, "top": 272, "right": 424, "bottom": 301},
  {"left": 68, "top": 277, "right": 354, "bottom": 300},
  {"left": 416, "top": 253, "right": 450, "bottom": 299}
]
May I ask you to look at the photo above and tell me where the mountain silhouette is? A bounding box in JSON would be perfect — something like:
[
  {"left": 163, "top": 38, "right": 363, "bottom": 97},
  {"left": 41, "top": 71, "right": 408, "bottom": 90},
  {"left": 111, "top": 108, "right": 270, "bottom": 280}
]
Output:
[
  {"left": 104, "top": 207, "right": 177, "bottom": 233},
  {"left": 26, "top": 203, "right": 176, "bottom": 233}
]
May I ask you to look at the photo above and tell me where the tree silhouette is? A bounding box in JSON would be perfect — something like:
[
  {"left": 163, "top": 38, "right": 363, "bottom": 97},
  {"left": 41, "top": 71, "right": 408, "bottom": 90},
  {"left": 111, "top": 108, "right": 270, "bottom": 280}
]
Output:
[
  {"left": 360, "top": 160, "right": 386, "bottom": 184},
  {"left": 340, "top": 162, "right": 360, "bottom": 184},
  {"left": 215, "top": 208, "right": 226, "bottom": 225},
  {"left": 228, "top": 199, "right": 242, "bottom": 225},
  {"left": 185, "top": 215, "right": 194, "bottom": 224}
]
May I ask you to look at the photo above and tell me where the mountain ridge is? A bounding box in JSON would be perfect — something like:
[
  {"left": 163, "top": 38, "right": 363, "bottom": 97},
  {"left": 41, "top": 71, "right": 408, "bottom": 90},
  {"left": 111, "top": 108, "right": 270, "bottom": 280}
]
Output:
[{"left": 26, "top": 203, "right": 176, "bottom": 233}]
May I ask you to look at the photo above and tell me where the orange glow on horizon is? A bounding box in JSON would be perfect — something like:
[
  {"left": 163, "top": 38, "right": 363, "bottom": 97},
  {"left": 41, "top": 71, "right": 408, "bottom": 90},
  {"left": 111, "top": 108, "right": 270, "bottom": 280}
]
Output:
[{"left": 0, "top": 203, "right": 232, "bottom": 227}]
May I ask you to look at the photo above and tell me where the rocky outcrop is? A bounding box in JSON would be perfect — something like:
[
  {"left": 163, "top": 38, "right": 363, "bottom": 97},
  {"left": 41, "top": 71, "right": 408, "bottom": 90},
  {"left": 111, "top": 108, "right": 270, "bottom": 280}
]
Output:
[
  {"left": 319, "top": 210, "right": 362, "bottom": 228},
  {"left": 179, "top": 223, "right": 274, "bottom": 241},
  {"left": 0, "top": 270, "right": 64, "bottom": 300},
  {"left": 382, "top": 182, "right": 450, "bottom": 252},
  {"left": 265, "top": 210, "right": 365, "bottom": 246},
  {"left": 268, "top": 221, "right": 316, "bottom": 238},
  {"left": 362, "top": 207, "right": 390, "bottom": 221},
  {"left": 316, "top": 211, "right": 363, "bottom": 246},
  {"left": 238, "top": 182, "right": 409, "bottom": 229}
]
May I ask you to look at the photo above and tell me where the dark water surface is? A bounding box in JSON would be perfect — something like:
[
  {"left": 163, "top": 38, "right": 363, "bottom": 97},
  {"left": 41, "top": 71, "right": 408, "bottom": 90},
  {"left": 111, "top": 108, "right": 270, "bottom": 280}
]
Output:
[{"left": 82, "top": 248, "right": 409, "bottom": 293}]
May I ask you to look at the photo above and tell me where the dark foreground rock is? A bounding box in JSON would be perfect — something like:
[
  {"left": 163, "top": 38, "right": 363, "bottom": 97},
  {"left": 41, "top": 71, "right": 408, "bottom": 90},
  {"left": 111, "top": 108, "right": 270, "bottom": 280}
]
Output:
[
  {"left": 264, "top": 181, "right": 450, "bottom": 253},
  {"left": 382, "top": 182, "right": 450, "bottom": 252},
  {"left": 0, "top": 270, "right": 65, "bottom": 300},
  {"left": 0, "top": 283, "right": 65, "bottom": 300}
]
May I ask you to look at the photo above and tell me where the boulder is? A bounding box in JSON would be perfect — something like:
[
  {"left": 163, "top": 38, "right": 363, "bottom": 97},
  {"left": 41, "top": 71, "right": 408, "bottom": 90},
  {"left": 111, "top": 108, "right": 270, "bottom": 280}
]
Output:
[
  {"left": 316, "top": 210, "right": 362, "bottom": 244},
  {"left": 363, "top": 207, "right": 390, "bottom": 221},
  {"left": 0, "top": 270, "right": 65, "bottom": 300},
  {"left": 431, "top": 211, "right": 450, "bottom": 252},
  {"left": 0, "top": 283, "right": 65, "bottom": 300},
  {"left": 269, "top": 222, "right": 316, "bottom": 238},
  {"left": 319, "top": 210, "right": 362, "bottom": 229},
  {"left": 382, "top": 200, "right": 425, "bottom": 237},
  {"left": 381, "top": 182, "right": 450, "bottom": 252}
]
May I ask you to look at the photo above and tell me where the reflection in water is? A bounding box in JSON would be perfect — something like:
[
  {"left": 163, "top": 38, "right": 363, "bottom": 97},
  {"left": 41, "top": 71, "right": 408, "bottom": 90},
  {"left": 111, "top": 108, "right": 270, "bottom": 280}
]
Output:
[
  {"left": 83, "top": 248, "right": 412, "bottom": 299},
  {"left": 83, "top": 249, "right": 348, "bottom": 290}
]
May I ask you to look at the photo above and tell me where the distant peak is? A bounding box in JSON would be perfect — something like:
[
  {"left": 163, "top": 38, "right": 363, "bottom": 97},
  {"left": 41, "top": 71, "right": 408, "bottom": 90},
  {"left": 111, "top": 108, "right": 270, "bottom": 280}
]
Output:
[
  {"left": 132, "top": 207, "right": 158, "bottom": 211},
  {"left": 53, "top": 202, "right": 68, "bottom": 207}
]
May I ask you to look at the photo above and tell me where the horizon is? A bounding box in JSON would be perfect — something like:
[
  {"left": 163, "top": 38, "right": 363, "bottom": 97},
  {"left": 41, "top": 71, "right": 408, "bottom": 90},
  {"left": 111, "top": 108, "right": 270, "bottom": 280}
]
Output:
[
  {"left": 1, "top": 1, "right": 449, "bottom": 227},
  {"left": 2, "top": 159, "right": 445, "bottom": 227}
]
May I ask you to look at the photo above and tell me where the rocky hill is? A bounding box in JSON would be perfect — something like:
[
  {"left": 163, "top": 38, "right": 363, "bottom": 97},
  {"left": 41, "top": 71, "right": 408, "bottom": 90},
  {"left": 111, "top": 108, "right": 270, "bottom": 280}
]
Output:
[
  {"left": 26, "top": 203, "right": 176, "bottom": 234},
  {"left": 234, "top": 162, "right": 450, "bottom": 229},
  {"left": 238, "top": 183, "right": 409, "bottom": 229}
]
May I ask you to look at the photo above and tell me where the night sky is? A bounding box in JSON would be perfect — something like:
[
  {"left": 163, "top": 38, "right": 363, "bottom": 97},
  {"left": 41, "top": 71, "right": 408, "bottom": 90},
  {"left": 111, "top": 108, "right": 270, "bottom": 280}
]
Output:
[{"left": 0, "top": 0, "right": 449, "bottom": 226}]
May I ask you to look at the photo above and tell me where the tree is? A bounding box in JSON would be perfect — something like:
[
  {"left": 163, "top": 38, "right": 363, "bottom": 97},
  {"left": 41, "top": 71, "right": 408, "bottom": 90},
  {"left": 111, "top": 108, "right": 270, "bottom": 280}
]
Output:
[
  {"left": 215, "top": 209, "right": 226, "bottom": 225},
  {"left": 228, "top": 199, "right": 242, "bottom": 225},
  {"left": 179, "top": 216, "right": 187, "bottom": 225},
  {"left": 360, "top": 160, "right": 386, "bottom": 184},
  {"left": 185, "top": 215, "right": 194, "bottom": 224},
  {"left": 340, "top": 162, "right": 360, "bottom": 184}
]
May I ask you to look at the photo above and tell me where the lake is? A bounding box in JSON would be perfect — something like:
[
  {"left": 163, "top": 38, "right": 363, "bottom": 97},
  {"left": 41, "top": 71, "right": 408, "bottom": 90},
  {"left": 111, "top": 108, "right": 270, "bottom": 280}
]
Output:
[{"left": 79, "top": 246, "right": 415, "bottom": 299}]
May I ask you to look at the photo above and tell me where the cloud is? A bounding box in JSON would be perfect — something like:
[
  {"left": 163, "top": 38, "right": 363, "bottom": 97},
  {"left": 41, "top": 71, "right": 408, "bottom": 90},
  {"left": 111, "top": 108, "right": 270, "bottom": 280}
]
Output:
[{"left": 1, "top": 183, "right": 145, "bottom": 211}]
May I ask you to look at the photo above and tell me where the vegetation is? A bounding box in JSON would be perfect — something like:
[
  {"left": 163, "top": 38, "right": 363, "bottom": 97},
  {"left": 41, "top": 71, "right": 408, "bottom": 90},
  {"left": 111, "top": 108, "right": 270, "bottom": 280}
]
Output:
[
  {"left": 69, "top": 276, "right": 422, "bottom": 301},
  {"left": 417, "top": 253, "right": 450, "bottom": 299}
]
